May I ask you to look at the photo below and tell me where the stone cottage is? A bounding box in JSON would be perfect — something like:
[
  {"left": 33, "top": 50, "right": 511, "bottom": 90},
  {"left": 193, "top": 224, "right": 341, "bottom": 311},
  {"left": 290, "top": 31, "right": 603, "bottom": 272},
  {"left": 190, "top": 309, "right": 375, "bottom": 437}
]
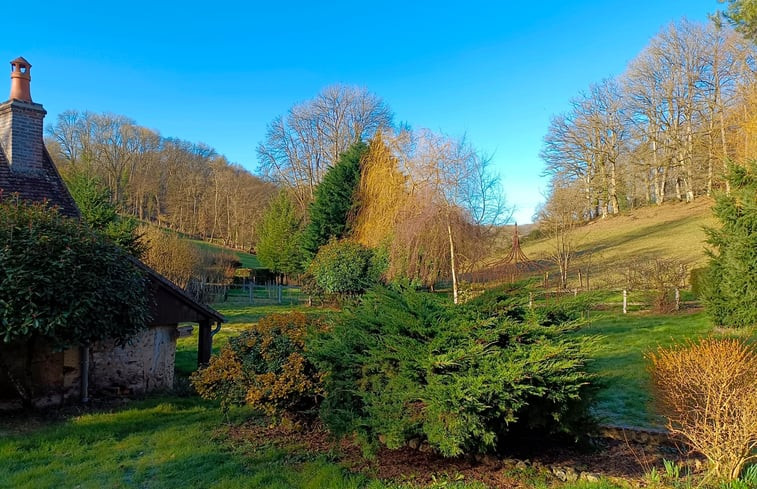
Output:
[{"left": 0, "top": 57, "right": 224, "bottom": 408}]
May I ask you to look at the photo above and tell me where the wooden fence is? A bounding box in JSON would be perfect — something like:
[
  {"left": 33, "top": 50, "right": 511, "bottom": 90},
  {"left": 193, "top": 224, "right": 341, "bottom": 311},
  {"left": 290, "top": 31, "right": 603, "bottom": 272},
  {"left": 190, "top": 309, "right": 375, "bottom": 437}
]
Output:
[{"left": 202, "top": 281, "right": 307, "bottom": 305}]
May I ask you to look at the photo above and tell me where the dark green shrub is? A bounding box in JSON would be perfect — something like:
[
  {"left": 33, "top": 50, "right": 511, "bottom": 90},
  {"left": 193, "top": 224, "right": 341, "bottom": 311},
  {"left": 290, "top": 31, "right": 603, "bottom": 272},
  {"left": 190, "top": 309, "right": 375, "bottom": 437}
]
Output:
[
  {"left": 310, "top": 286, "right": 595, "bottom": 456},
  {"left": 530, "top": 292, "right": 600, "bottom": 326},
  {"left": 308, "top": 240, "right": 383, "bottom": 296},
  {"left": 191, "top": 312, "right": 326, "bottom": 420},
  {"left": 0, "top": 198, "right": 151, "bottom": 406},
  {"left": 0, "top": 198, "right": 150, "bottom": 348}
]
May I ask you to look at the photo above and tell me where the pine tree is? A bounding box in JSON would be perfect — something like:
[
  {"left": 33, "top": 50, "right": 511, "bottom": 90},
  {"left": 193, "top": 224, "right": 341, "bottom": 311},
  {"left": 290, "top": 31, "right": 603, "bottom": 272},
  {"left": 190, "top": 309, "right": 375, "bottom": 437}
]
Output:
[
  {"left": 301, "top": 142, "right": 367, "bottom": 258},
  {"left": 256, "top": 191, "right": 305, "bottom": 279},
  {"left": 64, "top": 170, "right": 144, "bottom": 257},
  {"left": 703, "top": 161, "right": 757, "bottom": 327}
]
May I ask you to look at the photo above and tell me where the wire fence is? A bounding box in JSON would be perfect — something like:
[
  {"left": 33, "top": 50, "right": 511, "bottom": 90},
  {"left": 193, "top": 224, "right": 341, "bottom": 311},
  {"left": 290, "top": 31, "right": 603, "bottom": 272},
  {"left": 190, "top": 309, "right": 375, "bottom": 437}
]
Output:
[{"left": 201, "top": 281, "right": 308, "bottom": 305}]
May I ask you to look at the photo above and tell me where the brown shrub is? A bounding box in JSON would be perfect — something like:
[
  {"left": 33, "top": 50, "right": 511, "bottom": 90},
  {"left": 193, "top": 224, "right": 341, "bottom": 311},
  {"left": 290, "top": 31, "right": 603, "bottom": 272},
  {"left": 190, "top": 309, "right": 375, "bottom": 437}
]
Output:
[
  {"left": 191, "top": 312, "right": 327, "bottom": 421},
  {"left": 647, "top": 338, "right": 757, "bottom": 480}
]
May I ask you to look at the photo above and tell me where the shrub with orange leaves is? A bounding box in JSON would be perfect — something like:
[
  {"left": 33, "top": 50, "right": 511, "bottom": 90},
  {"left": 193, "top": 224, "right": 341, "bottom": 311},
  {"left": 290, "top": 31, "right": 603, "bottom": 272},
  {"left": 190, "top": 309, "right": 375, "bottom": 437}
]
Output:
[
  {"left": 191, "top": 312, "right": 327, "bottom": 419},
  {"left": 647, "top": 338, "right": 757, "bottom": 481}
]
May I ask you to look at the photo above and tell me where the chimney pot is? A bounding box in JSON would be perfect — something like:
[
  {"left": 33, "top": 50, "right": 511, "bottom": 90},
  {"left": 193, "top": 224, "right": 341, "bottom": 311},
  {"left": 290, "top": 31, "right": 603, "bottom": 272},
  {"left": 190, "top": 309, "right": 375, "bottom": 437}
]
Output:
[{"left": 10, "top": 57, "right": 32, "bottom": 102}]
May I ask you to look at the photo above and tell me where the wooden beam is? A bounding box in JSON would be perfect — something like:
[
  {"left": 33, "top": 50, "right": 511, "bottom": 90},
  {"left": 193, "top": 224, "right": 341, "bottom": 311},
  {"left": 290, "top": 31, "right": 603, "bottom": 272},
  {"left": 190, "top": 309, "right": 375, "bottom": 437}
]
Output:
[{"left": 197, "top": 320, "right": 212, "bottom": 367}]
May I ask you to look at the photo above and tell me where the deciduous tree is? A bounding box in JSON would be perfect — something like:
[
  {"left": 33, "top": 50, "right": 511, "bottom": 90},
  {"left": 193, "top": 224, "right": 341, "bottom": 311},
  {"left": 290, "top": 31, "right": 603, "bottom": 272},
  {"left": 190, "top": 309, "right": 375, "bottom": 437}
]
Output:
[{"left": 257, "top": 85, "right": 392, "bottom": 212}]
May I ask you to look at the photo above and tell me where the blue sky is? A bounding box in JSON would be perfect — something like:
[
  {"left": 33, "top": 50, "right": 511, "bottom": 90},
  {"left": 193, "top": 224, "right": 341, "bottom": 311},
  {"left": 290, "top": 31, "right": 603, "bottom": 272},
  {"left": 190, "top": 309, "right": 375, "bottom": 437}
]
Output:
[{"left": 2, "top": 1, "right": 718, "bottom": 223}]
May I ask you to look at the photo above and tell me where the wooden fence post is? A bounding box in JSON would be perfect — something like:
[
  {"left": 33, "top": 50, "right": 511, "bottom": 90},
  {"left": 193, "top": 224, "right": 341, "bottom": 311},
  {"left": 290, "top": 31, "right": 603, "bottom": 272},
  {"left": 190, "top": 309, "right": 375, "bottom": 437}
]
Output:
[
  {"left": 675, "top": 288, "right": 680, "bottom": 311},
  {"left": 623, "top": 289, "right": 628, "bottom": 315},
  {"left": 198, "top": 320, "right": 212, "bottom": 367}
]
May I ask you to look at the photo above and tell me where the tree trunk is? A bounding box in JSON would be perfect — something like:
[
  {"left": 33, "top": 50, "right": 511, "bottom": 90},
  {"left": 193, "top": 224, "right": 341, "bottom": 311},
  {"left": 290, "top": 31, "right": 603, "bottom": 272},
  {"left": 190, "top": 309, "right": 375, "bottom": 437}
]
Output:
[{"left": 447, "top": 219, "right": 458, "bottom": 305}]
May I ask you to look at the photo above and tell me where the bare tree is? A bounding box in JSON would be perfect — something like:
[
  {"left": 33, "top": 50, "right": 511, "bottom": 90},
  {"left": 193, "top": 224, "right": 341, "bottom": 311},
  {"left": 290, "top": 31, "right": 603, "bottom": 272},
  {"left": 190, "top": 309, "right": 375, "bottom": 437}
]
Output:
[
  {"left": 47, "top": 110, "right": 276, "bottom": 251},
  {"left": 537, "top": 184, "right": 586, "bottom": 290},
  {"left": 542, "top": 79, "right": 626, "bottom": 218},
  {"left": 392, "top": 130, "right": 509, "bottom": 303},
  {"left": 257, "top": 85, "right": 393, "bottom": 212}
]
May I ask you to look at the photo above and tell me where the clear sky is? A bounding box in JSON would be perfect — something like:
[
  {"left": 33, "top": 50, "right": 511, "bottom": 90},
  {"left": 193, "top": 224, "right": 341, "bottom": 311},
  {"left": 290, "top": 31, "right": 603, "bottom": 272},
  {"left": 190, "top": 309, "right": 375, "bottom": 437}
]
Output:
[{"left": 1, "top": 1, "right": 719, "bottom": 223}]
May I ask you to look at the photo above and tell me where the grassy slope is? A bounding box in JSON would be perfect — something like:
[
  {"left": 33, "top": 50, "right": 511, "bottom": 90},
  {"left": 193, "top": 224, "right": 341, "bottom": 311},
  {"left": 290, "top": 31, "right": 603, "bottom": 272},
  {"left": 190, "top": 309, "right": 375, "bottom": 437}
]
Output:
[
  {"left": 518, "top": 199, "right": 717, "bottom": 288},
  {"left": 190, "top": 239, "right": 262, "bottom": 269}
]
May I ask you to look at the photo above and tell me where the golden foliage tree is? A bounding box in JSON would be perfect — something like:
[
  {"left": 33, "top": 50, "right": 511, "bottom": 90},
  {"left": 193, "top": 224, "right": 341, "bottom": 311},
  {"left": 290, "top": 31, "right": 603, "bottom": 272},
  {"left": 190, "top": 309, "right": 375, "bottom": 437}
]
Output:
[{"left": 351, "top": 131, "right": 408, "bottom": 248}]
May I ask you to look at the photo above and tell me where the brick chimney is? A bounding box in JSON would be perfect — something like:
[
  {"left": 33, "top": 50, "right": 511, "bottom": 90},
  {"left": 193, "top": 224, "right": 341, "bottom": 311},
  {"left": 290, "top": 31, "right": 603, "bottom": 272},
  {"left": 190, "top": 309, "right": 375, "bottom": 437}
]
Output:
[{"left": 0, "top": 57, "right": 47, "bottom": 174}]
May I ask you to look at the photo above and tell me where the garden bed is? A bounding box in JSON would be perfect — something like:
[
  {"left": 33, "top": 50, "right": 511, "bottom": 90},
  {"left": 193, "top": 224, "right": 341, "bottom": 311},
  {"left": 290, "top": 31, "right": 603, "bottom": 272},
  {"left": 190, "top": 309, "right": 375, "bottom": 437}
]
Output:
[{"left": 228, "top": 419, "right": 701, "bottom": 488}]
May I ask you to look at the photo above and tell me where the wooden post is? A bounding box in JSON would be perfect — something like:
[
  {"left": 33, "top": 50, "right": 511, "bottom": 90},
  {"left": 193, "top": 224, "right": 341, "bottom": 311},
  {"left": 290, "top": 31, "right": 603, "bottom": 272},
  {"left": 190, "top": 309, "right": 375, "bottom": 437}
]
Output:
[
  {"left": 80, "top": 345, "right": 90, "bottom": 403},
  {"left": 586, "top": 268, "right": 590, "bottom": 291},
  {"left": 278, "top": 284, "right": 282, "bottom": 304},
  {"left": 578, "top": 269, "right": 583, "bottom": 290},
  {"left": 675, "top": 288, "right": 680, "bottom": 311},
  {"left": 623, "top": 289, "right": 628, "bottom": 314},
  {"left": 198, "top": 320, "right": 212, "bottom": 367}
]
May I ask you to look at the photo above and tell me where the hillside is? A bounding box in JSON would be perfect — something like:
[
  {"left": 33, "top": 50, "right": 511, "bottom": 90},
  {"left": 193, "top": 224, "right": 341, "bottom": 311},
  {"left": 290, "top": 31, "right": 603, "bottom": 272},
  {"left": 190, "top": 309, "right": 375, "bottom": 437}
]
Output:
[
  {"left": 516, "top": 198, "right": 717, "bottom": 289},
  {"left": 189, "top": 239, "right": 262, "bottom": 269}
]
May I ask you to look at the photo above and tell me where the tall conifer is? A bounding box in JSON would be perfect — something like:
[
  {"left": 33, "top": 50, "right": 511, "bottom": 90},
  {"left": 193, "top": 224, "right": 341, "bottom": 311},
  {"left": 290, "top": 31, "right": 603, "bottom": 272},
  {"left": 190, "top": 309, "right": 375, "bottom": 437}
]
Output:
[
  {"left": 704, "top": 161, "right": 757, "bottom": 327},
  {"left": 301, "top": 142, "right": 367, "bottom": 258}
]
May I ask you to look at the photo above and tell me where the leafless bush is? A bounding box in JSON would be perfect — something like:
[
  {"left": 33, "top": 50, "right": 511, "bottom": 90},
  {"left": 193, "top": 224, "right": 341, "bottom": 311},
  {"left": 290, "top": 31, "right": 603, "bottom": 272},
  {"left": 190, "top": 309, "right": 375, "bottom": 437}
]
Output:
[
  {"left": 622, "top": 257, "right": 687, "bottom": 312},
  {"left": 648, "top": 339, "right": 757, "bottom": 481}
]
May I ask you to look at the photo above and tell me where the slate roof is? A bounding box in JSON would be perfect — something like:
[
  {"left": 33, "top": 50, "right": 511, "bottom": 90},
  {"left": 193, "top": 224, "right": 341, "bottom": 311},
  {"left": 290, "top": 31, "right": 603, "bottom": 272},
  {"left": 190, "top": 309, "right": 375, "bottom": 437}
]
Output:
[{"left": 0, "top": 145, "right": 80, "bottom": 218}]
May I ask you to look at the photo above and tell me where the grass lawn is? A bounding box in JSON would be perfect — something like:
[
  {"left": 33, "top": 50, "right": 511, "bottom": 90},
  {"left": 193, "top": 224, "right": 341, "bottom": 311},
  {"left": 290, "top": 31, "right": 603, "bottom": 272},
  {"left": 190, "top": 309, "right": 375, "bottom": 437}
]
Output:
[
  {"left": 578, "top": 308, "right": 755, "bottom": 428},
  {"left": 0, "top": 397, "right": 411, "bottom": 489}
]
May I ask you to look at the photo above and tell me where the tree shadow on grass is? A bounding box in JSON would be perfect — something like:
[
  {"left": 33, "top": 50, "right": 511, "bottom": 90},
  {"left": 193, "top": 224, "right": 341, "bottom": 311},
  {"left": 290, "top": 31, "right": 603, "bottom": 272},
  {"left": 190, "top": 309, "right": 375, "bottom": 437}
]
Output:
[{"left": 1, "top": 396, "right": 289, "bottom": 489}]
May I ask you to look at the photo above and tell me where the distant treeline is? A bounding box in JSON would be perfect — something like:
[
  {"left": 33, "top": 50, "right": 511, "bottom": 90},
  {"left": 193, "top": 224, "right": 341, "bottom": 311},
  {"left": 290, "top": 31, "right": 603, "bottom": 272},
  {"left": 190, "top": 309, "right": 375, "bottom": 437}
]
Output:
[
  {"left": 542, "top": 19, "right": 757, "bottom": 218},
  {"left": 46, "top": 111, "right": 276, "bottom": 250}
]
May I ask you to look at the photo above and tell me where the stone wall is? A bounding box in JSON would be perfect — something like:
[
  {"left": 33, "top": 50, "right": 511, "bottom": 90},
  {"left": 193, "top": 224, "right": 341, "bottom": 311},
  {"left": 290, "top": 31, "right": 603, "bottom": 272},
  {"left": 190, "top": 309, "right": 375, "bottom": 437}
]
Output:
[
  {"left": 0, "top": 340, "right": 81, "bottom": 409},
  {"left": 0, "top": 326, "right": 179, "bottom": 409},
  {"left": 90, "top": 326, "right": 178, "bottom": 395}
]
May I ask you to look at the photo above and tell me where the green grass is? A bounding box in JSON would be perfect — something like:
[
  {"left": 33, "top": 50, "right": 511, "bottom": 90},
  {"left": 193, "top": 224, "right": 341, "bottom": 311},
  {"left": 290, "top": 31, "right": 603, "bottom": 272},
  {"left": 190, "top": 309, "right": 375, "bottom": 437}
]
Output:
[
  {"left": 190, "top": 239, "right": 262, "bottom": 269},
  {"left": 0, "top": 394, "right": 506, "bottom": 489},
  {"left": 577, "top": 309, "right": 757, "bottom": 428},
  {"left": 0, "top": 397, "right": 392, "bottom": 489}
]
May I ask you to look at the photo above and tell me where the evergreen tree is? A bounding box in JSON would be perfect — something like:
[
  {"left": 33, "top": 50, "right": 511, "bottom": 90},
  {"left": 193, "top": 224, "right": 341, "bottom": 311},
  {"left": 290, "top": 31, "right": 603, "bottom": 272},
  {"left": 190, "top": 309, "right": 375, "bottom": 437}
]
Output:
[
  {"left": 703, "top": 161, "right": 757, "bottom": 327},
  {"left": 256, "top": 191, "right": 305, "bottom": 279},
  {"left": 301, "top": 142, "right": 367, "bottom": 258},
  {"left": 64, "top": 171, "right": 144, "bottom": 257}
]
